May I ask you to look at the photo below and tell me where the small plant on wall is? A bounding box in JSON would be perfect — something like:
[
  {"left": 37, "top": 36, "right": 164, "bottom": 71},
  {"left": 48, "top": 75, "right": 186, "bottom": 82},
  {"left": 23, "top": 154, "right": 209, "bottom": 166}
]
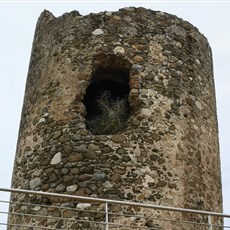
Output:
[{"left": 86, "top": 91, "right": 129, "bottom": 135}]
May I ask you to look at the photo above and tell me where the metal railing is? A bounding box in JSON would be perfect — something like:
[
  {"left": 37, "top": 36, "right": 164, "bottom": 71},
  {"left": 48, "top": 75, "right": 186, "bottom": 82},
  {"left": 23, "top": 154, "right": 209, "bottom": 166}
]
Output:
[{"left": 0, "top": 187, "right": 229, "bottom": 229}]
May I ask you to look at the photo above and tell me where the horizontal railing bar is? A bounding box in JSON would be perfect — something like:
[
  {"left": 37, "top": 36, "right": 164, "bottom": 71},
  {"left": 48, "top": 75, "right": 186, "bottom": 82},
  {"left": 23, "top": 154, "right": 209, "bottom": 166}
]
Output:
[
  {"left": 1, "top": 218, "right": 106, "bottom": 228},
  {"left": 1, "top": 209, "right": 225, "bottom": 228},
  {"left": 1, "top": 187, "right": 229, "bottom": 218},
  {"left": 109, "top": 222, "right": 160, "bottom": 229},
  {"left": 5, "top": 209, "right": 106, "bottom": 225},
  {"left": 0, "top": 222, "right": 59, "bottom": 230},
  {"left": 109, "top": 213, "right": 211, "bottom": 227},
  {"left": 0, "top": 199, "right": 103, "bottom": 215}
]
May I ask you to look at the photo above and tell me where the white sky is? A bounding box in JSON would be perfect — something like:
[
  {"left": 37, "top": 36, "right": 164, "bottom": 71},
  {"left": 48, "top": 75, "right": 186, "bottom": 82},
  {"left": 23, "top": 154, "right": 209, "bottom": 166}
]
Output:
[{"left": 0, "top": 1, "right": 230, "bottom": 228}]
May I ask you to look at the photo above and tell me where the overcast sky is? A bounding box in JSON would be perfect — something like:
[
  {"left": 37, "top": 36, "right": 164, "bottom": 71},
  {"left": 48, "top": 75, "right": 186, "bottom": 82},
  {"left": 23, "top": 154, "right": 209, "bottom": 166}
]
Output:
[{"left": 0, "top": 1, "right": 229, "bottom": 228}]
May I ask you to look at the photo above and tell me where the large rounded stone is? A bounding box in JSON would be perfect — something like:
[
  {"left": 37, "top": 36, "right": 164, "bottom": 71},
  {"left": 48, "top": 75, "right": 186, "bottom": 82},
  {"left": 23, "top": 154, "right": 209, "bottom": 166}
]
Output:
[
  {"left": 29, "top": 177, "right": 41, "bottom": 189},
  {"left": 85, "top": 150, "right": 97, "bottom": 159},
  {"left": 55, "top": 183, "right": 66, "bottom": 192},
  {"left": 50, "top": 152, "right": 61, "bottom": 165},
  {"left": 111, "top": 135, "right": 127, "bottom": 143},
  {"left": 63, "top": 145, "right": 73, "bottom": 154},
  {"left": 93, "top": 171, "right": 107, "bottom": 181}
]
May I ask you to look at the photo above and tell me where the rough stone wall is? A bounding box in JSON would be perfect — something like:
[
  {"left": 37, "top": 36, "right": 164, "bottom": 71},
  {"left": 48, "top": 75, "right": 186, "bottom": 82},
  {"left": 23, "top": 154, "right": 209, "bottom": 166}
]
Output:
[{"left": 9, "top": 7, "right": 222, "bottom": 229}]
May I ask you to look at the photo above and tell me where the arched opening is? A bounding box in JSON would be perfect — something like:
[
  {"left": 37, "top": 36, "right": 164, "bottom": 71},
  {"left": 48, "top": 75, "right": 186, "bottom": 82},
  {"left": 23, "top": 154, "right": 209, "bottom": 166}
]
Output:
[{"left": 83, "top": 67, "right": 130, "bottom": 135}]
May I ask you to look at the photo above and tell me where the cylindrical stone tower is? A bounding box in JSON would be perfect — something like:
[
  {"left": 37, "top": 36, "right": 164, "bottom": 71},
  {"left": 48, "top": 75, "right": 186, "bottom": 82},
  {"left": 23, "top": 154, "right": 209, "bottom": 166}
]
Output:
[{"left": 9, "top": 7, "right": 222, "bottom": 229}]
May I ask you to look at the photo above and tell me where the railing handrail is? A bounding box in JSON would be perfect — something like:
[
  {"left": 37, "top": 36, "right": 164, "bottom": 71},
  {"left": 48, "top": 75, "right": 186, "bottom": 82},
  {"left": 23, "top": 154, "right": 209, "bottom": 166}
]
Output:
[{"left": 0, "top": 187, "right": 229, "bottom": 218}]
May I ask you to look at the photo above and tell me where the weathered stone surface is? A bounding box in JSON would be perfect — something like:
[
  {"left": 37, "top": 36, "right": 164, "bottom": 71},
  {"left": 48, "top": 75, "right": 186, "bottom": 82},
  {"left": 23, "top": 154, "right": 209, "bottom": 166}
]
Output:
[
  {"left": 114, "top": 168, "right": 126, "bottom": 175},
  {"left": 93, "top": 171, "right": 107, "bottom": 181},
  {"left": 52, "top": 131, "right": 62, "bottom": 139},
  {"left": 75, "top": 144, "right": 87, "bottom": 153},
  {"left": 50, "top": 208, "right": 61, "bottom": 217},
  {"left": 49, "top": 173, "right": 58, "bottom": 183},
  {"left": 66, "top": 185, "right": 78, "bottom": 192},
  {"left": 134, "top": 55, "right": 143, "bottom": 62},
  {"left": 110, "top": 174, "right": 121, "bottom": 182},
  {"left": 71, "top": 134, "right": 81, "bottom": 141},
  {"left": 63, "top": 175, "right": 74, "bottom": 183},
  {"left": 55, "top": 183, "right": 66, "bottom": 192},
  {"left": 68, "top": 154, "right": 84, "bottom": 162},
  {"left": 37, "top": 208, "right": 48, "bottom": 216},
  {"left": 81, "top": 166, "right": 94, "bottom": 174},
  {"left": 29, "top": 177, "right": 41, "bottom": 189},
  {"left": 76, "top": 203, "right": 92, "bottom": 209},
  {"left": 111, "top": 135, "right": 127, "bottom": 143},
  {"left": 92, "top": 28, "right": 103, "bottom": 35},
  {"left": 141, "top": 108, "right": 152, "bottom": 117},
  {"left": 88, "top": 143, "right": 99, "bottom": 151},
  {"left": 85, "top": 150, "right": 97, "bottom": 159},
  {"left": 113, "top": 46, "right": 125, "bottom": 54},
  {"left": 59, "top": 134, "right": 70, "bottom": 143},
  {"left": 101, "top": 146, "right": 112, "bottom": 153},
  {"left": 50, "top": 152, "right": 61, "bottom": 165},
  {"left": 61, "top": 168, "right": 69, "bottom": 175},
  {"left": 63, "top": 145, "right": 73, "bottom": 154},
  {"left": 10, "top": 7, "right": 222, "bottom": 230},
  {"left": 63, "top": 210, "right": 76, "bottom": 218},
  {"left": 78, "top": 174, "right": 92, "bottom": 182},
  {"left": 71, "top": 168, "right": 80, "bottom": 175}
]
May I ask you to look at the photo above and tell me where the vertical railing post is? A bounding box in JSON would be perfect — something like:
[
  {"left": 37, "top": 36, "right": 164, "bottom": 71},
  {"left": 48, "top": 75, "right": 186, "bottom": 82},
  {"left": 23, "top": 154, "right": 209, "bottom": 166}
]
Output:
[
  {"left": 105, "top": 202, "right": 109, "bottom": 230},
  {"left": 208, "top": 214, "right": 212, "bottom": 230}
]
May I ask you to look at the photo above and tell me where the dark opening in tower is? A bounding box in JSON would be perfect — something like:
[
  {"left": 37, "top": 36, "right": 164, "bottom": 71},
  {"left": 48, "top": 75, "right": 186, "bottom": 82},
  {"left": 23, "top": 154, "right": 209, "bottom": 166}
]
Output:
[{"left": 83, "top": 67, "right": 130, "bottom": 135}]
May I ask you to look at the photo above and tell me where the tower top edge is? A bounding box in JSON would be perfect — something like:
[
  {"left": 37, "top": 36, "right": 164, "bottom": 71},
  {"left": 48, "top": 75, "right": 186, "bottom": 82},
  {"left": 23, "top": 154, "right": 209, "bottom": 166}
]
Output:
[{"left": 37, "top": 6, "right": 205, "bottom": 37}]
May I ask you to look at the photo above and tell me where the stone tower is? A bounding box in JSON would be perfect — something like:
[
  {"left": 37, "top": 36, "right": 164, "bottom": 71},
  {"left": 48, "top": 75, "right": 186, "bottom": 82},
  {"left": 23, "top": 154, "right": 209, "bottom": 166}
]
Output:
[{"left": 9, "top": 7, "right": 222, "bottom": 229}]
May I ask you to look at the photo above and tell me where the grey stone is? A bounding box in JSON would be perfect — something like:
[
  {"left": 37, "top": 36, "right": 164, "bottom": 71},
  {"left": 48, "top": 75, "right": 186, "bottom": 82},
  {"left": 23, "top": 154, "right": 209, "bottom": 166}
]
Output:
[
  {"left": 101, "top": 146, "right": 112, "bottom": 153},
  {"left": 141, "top": 108, "right": 152, "bottom": 117},
  {"left": 92, "top": 28, "right": 104, "bottom": 35},
  {"left": 72, "top": 134, "right": 81, "bottom": 141},
  {"left": 66, "top": 185, "right": 78, "bottom": 192},
  {"left": 61, "top": 168, "right": 69, "bottom": 175},
  {"left": 93, "top": 171, "right": 107, "bottom": 181},
  {"left": 37, "top": 208, "right": 48, "bottom": 216},
  {"left": 29, "top": 177, "right": 41, "bottom": 189},
  {"left": 116, "top": 148, "right": 126, "bottom": 154},
  {"left": 56, "top": 183, "right": 66, "bottom": 192},
  {"left": 49, "top": 173, "right": 58, "bottom": 183},
  {"left": 76, "top": 144, "right": 87, "bottom": 153},
  {"left": 76, "top": 203, "right": 92, "bottom": 209},
  {"left": 38, "top": 118, "right": 46, "bottom": 124},
  {"left": 50, "top": 152, "right": 61, "bottom": 165},
  {"left": 195, "top": 100, "right": 203, "bottom": 110},
  {"left": 113, "top": 46, "right": 125, "bottom": 54}
]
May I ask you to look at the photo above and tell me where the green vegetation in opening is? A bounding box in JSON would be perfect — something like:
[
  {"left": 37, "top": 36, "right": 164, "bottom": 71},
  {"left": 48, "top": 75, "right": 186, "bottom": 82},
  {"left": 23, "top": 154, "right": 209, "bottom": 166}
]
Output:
[{"left": 86, "top": 91, "right": 129, "bottom": 135}]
